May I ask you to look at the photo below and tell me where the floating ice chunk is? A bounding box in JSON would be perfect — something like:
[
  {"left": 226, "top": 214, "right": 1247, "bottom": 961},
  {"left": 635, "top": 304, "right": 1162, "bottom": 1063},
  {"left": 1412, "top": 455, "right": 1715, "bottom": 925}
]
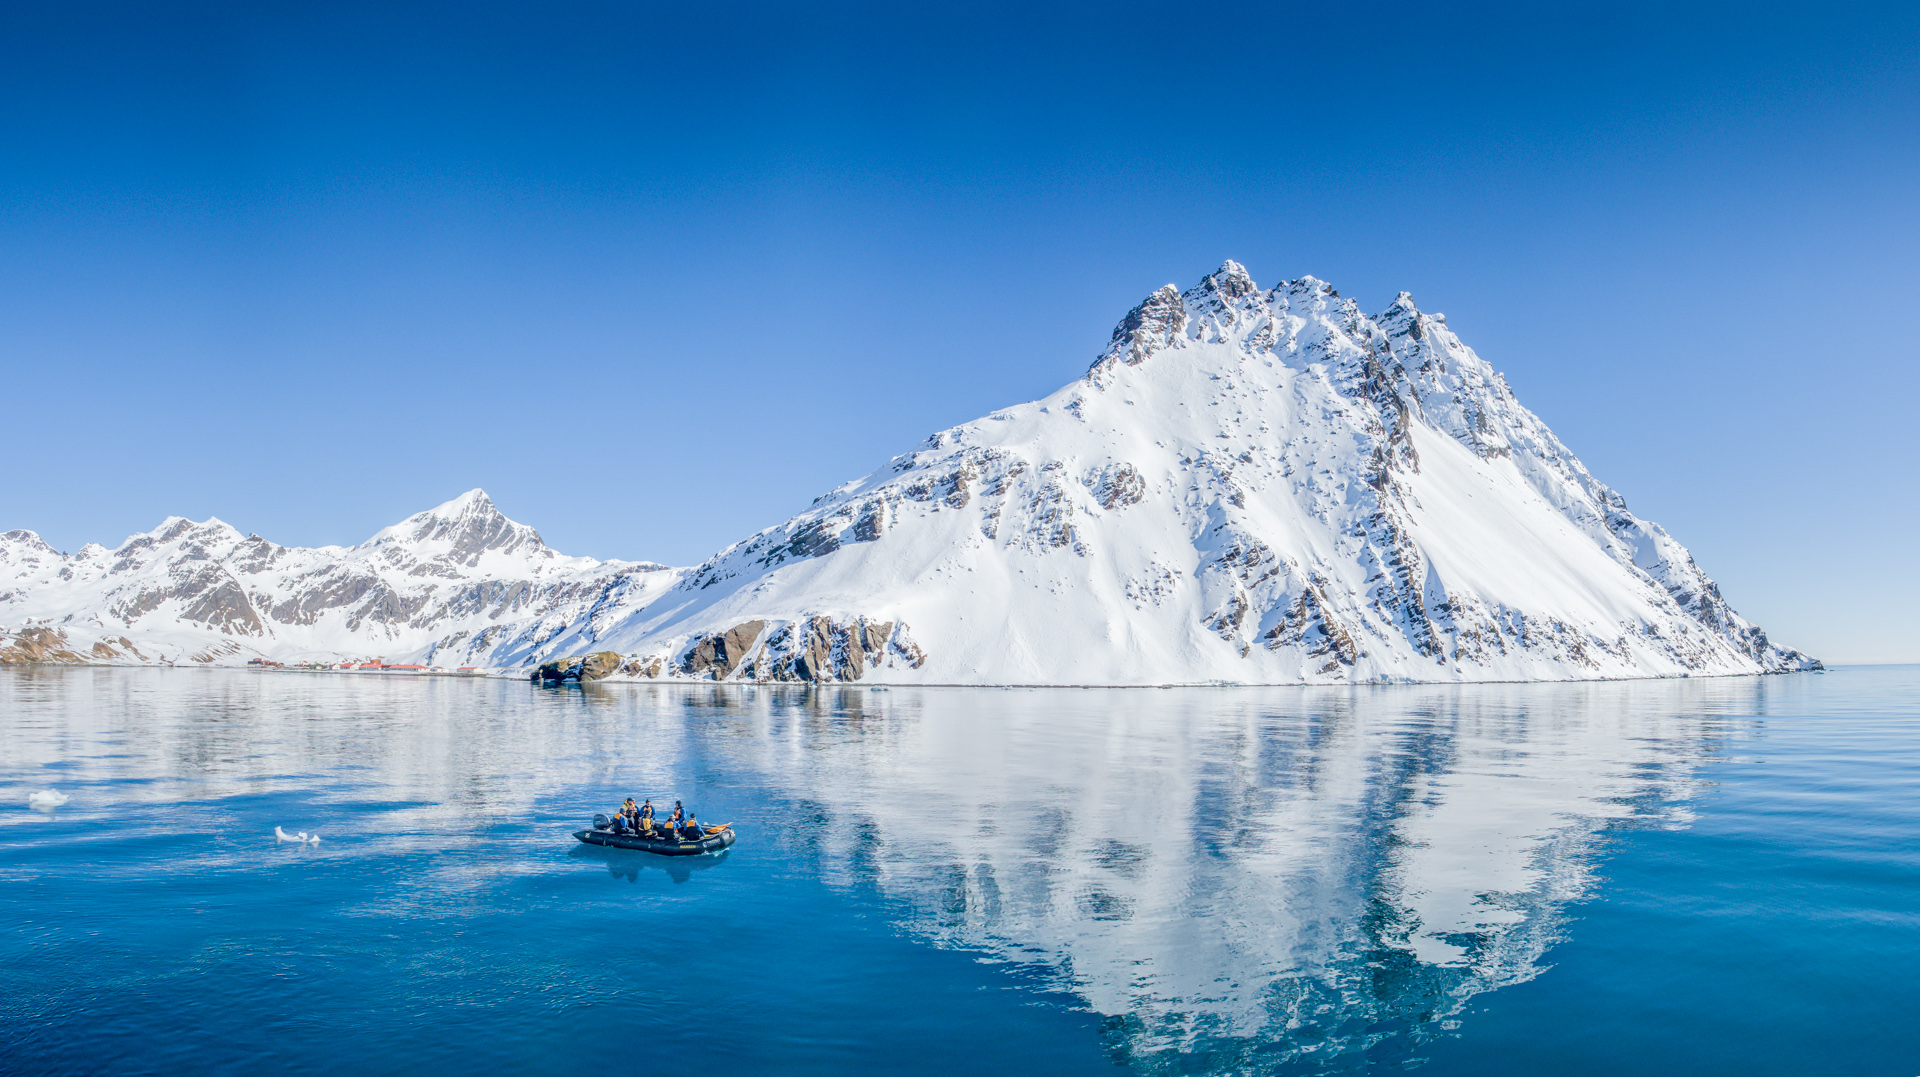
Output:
[
  {"left": 275, "top": 826, "right": 321, "bottom": 845},
  {"left": 28, "top": 789, "right": 69, "bottom": 812}
]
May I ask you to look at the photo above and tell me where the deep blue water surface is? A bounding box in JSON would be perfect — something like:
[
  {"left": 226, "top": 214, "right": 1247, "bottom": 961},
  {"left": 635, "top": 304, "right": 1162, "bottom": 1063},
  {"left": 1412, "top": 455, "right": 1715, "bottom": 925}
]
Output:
[{"left": 1, "top": 667, "right": 1915, "bottom": 1075}]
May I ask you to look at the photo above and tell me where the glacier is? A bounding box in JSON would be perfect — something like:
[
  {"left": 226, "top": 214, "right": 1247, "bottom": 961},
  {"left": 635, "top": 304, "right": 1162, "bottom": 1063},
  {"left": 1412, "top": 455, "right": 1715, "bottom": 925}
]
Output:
[{"left": 1, "top": 262, "right": 1816, "bottom": 683}]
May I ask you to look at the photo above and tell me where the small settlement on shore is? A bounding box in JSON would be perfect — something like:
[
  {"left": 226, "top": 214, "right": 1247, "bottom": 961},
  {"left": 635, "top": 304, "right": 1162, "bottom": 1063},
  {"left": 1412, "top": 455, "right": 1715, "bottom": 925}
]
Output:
[{"left": 247, "top": 658, "right": 487, "bottom": 676}]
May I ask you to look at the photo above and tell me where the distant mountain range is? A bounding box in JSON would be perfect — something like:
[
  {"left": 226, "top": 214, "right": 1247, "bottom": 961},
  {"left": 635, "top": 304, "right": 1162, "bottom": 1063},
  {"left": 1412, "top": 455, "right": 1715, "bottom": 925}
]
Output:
[
  {"left": 0, "top": 261, "right": 1818, "bottom": 683},
  {"left": 0, "top": 490, "right": 678, "bottom": 669}
]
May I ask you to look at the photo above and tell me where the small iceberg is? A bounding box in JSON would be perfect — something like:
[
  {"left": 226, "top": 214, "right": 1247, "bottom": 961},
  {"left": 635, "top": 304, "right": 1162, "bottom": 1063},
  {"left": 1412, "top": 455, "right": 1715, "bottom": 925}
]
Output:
[
  {"left": 274, "top": 826, "right": 321, "bottom": 845},
  {"left": 28, "top": 789, "right": 69, "bottom": 813}
]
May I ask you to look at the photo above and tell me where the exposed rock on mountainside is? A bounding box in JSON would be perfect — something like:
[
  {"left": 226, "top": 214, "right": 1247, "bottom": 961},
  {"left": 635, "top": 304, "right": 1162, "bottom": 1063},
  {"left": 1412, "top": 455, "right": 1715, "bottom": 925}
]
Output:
[
  {"left": 660, "top": 617, "right": 926, "bottom": 682},
  {"left": 0, "top": 626, "right": 92, "bottom": 665},
  {"left": 3, "top": 263, "right": 1816, "bottom": 684}
]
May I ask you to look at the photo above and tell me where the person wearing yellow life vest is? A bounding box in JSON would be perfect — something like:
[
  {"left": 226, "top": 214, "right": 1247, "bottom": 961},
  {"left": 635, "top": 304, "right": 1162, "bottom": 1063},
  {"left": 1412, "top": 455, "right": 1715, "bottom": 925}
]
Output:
[
  {"left": 680, "top": 813, "right": 704, "bottom": 840},
  {"left": 636, "top": 799, "right": 656, "bottom": 835},
  {"left": 612, "top": 798, "right": 638, "bottom": 833},
  {"left": 665, "top": 801, "right": 685, "bottom": 831}
]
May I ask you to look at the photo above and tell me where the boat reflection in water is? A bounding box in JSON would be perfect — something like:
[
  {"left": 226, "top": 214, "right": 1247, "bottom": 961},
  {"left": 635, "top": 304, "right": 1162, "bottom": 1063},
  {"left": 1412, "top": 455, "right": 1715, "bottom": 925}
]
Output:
[
  {"left": 567, "top": 842, "right": 732, "bottom": 884},
  {"left": 708, "top": 678, "right": 1760, "bottom": 1071}
]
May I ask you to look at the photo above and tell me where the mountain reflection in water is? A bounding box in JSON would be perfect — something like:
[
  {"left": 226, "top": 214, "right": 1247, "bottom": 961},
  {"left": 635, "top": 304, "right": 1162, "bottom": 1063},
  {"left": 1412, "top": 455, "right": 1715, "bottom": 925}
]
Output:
[
  {"left": 710, "top": 681, "right": 1745, "bottom": 1070},
  {"left": 0, "top": 669, "right": 1780, "bottom": 1073}
]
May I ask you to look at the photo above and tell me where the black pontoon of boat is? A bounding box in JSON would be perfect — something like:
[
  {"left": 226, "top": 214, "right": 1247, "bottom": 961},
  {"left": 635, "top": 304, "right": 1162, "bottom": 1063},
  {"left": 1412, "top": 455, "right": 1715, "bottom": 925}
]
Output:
[{"left": 575, "top": 815, "right": 736, "bottom": 856}]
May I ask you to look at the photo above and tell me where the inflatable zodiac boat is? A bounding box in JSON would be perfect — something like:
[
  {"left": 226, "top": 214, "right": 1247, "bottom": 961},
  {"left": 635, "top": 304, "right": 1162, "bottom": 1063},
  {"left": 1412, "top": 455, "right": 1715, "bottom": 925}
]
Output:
[{"left": 575, "top": 815, "right": 736, "bottom": 856}]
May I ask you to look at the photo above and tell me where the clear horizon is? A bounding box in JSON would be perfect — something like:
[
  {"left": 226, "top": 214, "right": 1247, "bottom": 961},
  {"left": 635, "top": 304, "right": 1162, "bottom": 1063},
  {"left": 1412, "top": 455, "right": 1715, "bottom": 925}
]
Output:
[{"left": 3, "top": 1, "right": 1915, "bottom": 663}]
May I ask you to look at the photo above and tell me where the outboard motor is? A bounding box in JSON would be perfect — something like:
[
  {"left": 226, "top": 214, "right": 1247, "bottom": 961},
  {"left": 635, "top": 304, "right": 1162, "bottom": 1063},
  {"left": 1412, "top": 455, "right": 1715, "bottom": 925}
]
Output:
[{"left": 592, "top": 813, "right": 612, "bottom": 831}]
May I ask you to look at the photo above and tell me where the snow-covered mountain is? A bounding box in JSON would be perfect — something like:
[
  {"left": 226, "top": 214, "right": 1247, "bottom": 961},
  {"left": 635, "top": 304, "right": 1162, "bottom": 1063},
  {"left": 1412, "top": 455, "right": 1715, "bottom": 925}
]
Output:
[
  {"left": 568, "top": 261, "right": 1815, "bottom": 683},
  {"left": 2, "top": 262, "right": 1816, "bottom": 683},
  {"left": 0, "top": 490, "right": 680, "bottom": 667}
]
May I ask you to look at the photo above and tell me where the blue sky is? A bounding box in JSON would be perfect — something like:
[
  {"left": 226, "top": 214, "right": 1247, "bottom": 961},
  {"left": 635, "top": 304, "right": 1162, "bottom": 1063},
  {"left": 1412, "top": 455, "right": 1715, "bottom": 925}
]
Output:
[{"left": 3, "top": 1, "right": 1916, "bottom": 661}]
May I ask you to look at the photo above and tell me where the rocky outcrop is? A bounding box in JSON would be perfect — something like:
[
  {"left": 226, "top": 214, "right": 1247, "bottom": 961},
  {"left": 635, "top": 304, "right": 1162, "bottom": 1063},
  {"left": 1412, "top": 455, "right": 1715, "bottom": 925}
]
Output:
[
  {"left": 1263, "top": 581, "right": 1361, "bottom": 672},
  {"left": 680, "top": 619, "right": 766, "bottom": 678},
  {"left": 535, "top": 650, "right": 625, "bottom": 682},
  {"left": 578, "top": 651, "right": 624, "bottom": 680},
  {"left": 1088, "top": 463, "right": 1147, "bottom": 510},
  {"left": 619, "top": 654, "right": 666, "bottom": 678},
  {"left": 0, "top": 627, "right": 91, "bottom": 665},
  {"left": 660, "top": 617, "right": 925, "bottom": 683},
  {"left": 1091, "top": 284, "right": 1190, "bottom": 377}
]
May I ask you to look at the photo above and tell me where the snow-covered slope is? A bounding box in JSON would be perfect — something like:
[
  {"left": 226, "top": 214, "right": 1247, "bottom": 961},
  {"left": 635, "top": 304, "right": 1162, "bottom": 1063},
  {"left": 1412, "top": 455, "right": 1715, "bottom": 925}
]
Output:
[
  {"left": 578, "top": 261, "right": 1815, "bottom": 683},
  {"left": 0, "top": 491, "right": 681, "bottom": 667}
]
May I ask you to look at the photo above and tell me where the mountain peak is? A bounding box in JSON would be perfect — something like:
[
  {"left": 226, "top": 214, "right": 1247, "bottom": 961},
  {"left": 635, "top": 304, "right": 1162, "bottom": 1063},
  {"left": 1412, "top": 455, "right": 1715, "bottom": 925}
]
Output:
[
  {"left": 2, "top": 528, "right": 52, "bottom": 550},
  {"left": 1195, "top": 259, "right": 1258, "bottom": 302},
  {"left": 438, "top": 488, "right": 494, "bottom": 513},
  {"left": 1375, "top": 290, "right": 1421, "bottom": 328},
  {"left": 1091, "top": 283, "right": 1187, "bottom": 376},
  {"left": 129, "top": 516, "right": 239, "bottom": 547},
  {"left": 364, "top": 489, "right": 549, "bottom": 562}
]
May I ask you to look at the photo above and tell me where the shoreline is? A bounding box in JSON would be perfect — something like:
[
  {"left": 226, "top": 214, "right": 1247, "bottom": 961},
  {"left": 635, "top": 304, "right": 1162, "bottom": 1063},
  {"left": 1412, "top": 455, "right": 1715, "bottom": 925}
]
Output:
[{"left": 0, "top": 661, "right": 1846, "bottom": 688}]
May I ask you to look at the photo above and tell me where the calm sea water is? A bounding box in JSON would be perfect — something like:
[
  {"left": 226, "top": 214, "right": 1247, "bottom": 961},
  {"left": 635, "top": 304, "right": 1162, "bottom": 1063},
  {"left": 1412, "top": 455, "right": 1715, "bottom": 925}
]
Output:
[{"left": 0, "top": 667, "right": 1914, "bottom": 1075}]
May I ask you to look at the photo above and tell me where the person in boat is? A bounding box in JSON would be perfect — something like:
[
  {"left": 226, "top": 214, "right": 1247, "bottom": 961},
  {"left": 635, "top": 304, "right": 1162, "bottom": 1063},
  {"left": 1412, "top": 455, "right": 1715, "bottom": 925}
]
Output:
[
  {"left": 637, "top": 800, "right": 655, "bottom": 834},
  {"left": 666, "top": 801, "right": 685, "bottom": 830},
  {"left": 680, "top": 813, "right": 703, "bottom": 840},
  {"left": 611, "top": 798, "right": 638, "bottom": 833}
]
